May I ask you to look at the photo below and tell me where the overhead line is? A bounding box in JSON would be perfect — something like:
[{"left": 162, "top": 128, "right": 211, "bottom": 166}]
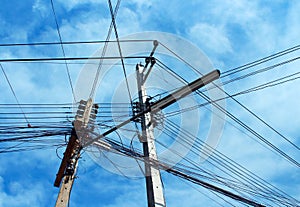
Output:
[
  {"left": 162, "top": 119, "right": 298, "bottom": 206},
  {"left": 50, "top": 0, "right": 76, "bottom": 102},
  {"left": 155, "top": 53, "right": 300, "bottom": 162},
  {"left": 222, "top": 44, "right": 300, "bottom": 76},
  {"left": 94, "top": 137, "right": 267, "bottom": 207},
  {"left": 0, "top": 56, "right": 148, "bottom": 63},
  {"left": 0, "top": 64, "right": 30, "bottom": 126},
  {"left": 107, "top": 0, "right": 133, "bottom": 108},
  {"left": 221, "top": 57, "right": 300, "bottom": 86},
  {"left": 0, "top": 39, "right": 154, "bottom": 47},
  {"left": 89, "top": 0, "right": 120, "bottom": 98}
]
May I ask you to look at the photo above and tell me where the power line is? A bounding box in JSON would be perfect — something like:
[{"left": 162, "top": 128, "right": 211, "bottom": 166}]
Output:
[
  {"left": 160, "top": 119, "right": 299, "bottom": 206},
  {"left": 107, "top": 0, "right": 133, "bottom": 108},
  {"left": 50, "top": 0, "right": 76, "bottom": 102},
  {"left": 221, "top": 56, "right": 300, "bottom": 86},
  {"left": 89, "top": 0, "right": 121, "bottom": 98},
  {"left": 222, "top": 44, "right": 300, "bottom": 77},
  {"left": 95, "top": 137, "right": 277, "bottom": 206},
  {"left": 154, "top": 58, "right": 300, "bottom": 168},
  {"left": 156, "top": 59, "right": 300, "bottom": 153},
  {"left": 0, "top": 63, "right": 31, "bottom": 126},
  {"left": 0, "top": 39, "right": 154, "bottom": 47},
  {"left": 0, "top": 55, "right": 148, "bottom": 62}
]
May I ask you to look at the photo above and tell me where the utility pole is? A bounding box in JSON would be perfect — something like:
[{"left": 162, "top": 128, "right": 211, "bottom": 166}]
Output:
[
  {"left": 54, "top": 99, "right": 98, "bottom": 207},
  {"left": 136, "top": 63, "right": 166, "bottom": 207},
  {"left": 54, "top": 128, "right": 81, "bottom": 207},
  {"left": 52, "top": 49, "right": 220, "bottom": 207}
]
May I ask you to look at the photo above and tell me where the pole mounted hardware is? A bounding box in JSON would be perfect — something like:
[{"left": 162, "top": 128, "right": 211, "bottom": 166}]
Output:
[{"left": 54, "top": 98, "right": 98, "bottom": 207}]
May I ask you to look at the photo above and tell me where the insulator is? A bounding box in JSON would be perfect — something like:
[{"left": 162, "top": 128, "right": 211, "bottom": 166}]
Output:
[
  {"left": 133, "top": 102, "right": 141, "bottom": 111},
  {"left": 76, "top": 109, "right": 84, "bottom": 116},
  {"left": 79, "top": 100, "right": 87, "bottom": 105},
  {"left": 88, "top": 121, "right": 95, "bottom": 125},
  {"left": 90, "top": 114, "right": 96, "bottom": 120},
  {"left": 145, "top": 57, "right": 151, "bottom": 67},
  {"left": 91, "top": 109, "right": 98, "bottom": 114},
  {"left": 133, "top": 117, "right": 141, "bottom": 123},
  {"left": 150, "top": 57, "right": 156, "bottom": 67},
  {"left": 78, "top": 105, "right": 85, "bottom": 110}
]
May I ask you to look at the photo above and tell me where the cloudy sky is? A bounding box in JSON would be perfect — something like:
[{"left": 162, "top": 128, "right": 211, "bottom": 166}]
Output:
[{"left": 0, "top": 0, "right": 300, "bottom": 206}]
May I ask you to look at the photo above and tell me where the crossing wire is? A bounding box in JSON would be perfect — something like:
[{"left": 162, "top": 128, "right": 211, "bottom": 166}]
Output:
[
  {"left": 155, "top": 45, "right": 300, "bottom": 161},
  {"left": 159, "top": 119, "right": 298, "bottom": 206},
  {"left": 161, "top": 67, "right": 300, "bottom": 120},
  {"left": 0, "top": 39, "right": 154, "bottom": 47},
  {"left": 106, "top": 0, "right": 141, "bottom": 145},
  {"left": 221, "top": 56, "right": 300, "bottom": 86},
  {"left": 2, "top": 27, "right": 300, "bottom": 205},
  {"left": 221, "top": 44, "right": 300, "bottom": 77},
  {"left": 99, "top": 137, "right": 282, "bottom": 207},
  {"left": 50, "top": 0, "right": 76, "bottom": 103},
  {"left": 156, "top": 57, "right": 300, "bottom": 151},
  {"left": 0, "top": 63, "right": 31, "bottom": 126},
  {"left": 107, "top": 0, "right": 133, "bottom": 106},
  {"left": 89, "top": 0, "right": 121, "bottom": 98}
]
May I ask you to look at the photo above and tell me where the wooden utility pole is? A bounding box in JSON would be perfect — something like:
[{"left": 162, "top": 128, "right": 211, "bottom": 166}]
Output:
[
  {"left": 53, "top": 54, "right": 220, "bottom": 207},
  {"left": 54, "top": 99, "right": 97, "bottom": 207},
  {"left": 54, "top": 128, "right": 81, "bottom": 207},
  {"left": 136, "top": 63, "right": 166, "bottom": 207}
]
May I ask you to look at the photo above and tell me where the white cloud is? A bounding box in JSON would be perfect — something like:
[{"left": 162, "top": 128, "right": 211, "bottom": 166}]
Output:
[
  {"left": 32, "top": 0, "right": 49, "bottom": 18},
  {"left": 1, "top": 0, "right": 300, "bottom": 206},
  {"left": 55, "top": 0, "right": 102, "bottom": 11},
  {"left": 0, "top": 180, "right": 46, "bottom": 207},
  {"left": 282, "top": 1, "right": 300, "bottom": 46},
  {"left": 189, "top": 23, "right": 233, "bottom": 54}
]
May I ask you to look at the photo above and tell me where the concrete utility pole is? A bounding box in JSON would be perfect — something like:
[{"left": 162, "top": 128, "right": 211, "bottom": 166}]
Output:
[
  {"left": 52, "top": 51, "right": 220, "bottom": 207},
  {"left": 136, "top": 63, "right": 166, "bottom": 207}
]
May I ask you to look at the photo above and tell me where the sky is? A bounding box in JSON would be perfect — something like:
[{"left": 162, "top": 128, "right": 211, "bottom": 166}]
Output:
[{"left": 0, "top": 0, "right": 300, "bottom": 206}]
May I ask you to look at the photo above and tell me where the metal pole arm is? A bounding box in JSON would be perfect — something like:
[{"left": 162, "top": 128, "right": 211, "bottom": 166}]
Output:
[
  {"left": 82, "top": 69, "right": 220, "bottom": 148},
  {"left": 149, "top": 69, "right": 220, "bottom": 113}
]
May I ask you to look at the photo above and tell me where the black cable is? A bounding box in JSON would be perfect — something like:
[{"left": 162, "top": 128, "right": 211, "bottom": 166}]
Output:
[
  {"left": 221, "top": 56, "right": 300, "bottom": 86},
  {"left": 0, "top": 55, "right": 148, "bottom": 62},
  {"left": 95, "top": 136, "right": 269, "bottom": 207},
  {"left": 50, "top": 0, "right": 76, "bottom": 103},
  {"left": 163, "top": 70, "right": 300, "bottom": 119},
  {"left": 155, "top": 59, "right": 300, "bottom": 165},
  {"left": 161, "top": 119, "right": 297, "bottom": 206},
  {"left": 0, "top": 39, "right": 154, "bottom": 47},
  {"left": 222, "top": 45, "right": 300, "bottom": 77},
  {"left": 107, "top": 0, "right": 132, "bottom": 106},
  {"left": 0, "top": 63, "right": 30, "bottom": 126}
]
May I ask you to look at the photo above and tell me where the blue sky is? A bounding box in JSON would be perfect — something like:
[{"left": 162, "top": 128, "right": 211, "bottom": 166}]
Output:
[{"left": 1, "top": 0, "right": 300, "bottom": 206}]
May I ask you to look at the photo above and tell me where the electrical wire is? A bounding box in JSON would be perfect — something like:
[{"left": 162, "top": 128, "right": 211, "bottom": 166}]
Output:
[
  {"left": 222, "top": 44, "right": 300, "bottom": 77},
  {"left": 50, "top": 0, "right": 76, "bottom": 103},
  {"left": 156, "top": 60, "right": 300, "bottom": 152},
  {"left": 154, "top": 54, "right": 300, "bottom": 166},
  {"left": 159, "top": 119, "right": 298, "bottom": 206},
  {"left": 89, "top": 0, "right": 121, "bottom": 98},
  {"left": 1, "top": 18, "right": 300, "bottom": 206},
  {"left": 0, "top": 63, "right": 31, "bottom": 126},
  {"left": 221, "top": 56, "right": 300, "bottom": 86},
  {"left": 0, "top": 39, "right": 154, "bottom": 47}
]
